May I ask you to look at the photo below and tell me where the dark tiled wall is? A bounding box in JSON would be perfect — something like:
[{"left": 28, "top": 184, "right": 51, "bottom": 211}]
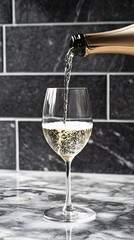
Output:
[
  {"left": 0, "top": 0, "right": 134, "bottom": 173},
  {"left": 15, "top": 0, "right": 134, "bottom": 23},
  {"left": 6, "top": 25, "right": 134, "bottom": 72}
]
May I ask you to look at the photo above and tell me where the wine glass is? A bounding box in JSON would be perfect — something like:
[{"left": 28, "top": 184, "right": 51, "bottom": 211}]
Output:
[{"left": 42, "top": 87, "right": 96, "bottom": 223}]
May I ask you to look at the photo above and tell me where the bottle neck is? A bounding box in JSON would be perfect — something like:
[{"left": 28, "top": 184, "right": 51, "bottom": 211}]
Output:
[
  {"left": 70, "top": 33, "right": 85, "bottom": 56},
  {"left": 70, "top": 24, "right": 134, "bottom": 57}
]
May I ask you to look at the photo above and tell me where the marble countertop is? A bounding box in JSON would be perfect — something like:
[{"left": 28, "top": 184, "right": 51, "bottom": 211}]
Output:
[{"left": 0, "top": 170, "right": 134, "bottom": 240}]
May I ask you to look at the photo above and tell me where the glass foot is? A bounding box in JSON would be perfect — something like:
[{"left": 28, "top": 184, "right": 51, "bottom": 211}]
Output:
[{"left": 44, "top": 204, "right": 96, "bottom": 223}]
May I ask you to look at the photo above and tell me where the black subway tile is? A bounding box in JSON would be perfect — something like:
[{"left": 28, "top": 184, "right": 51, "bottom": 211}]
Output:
[
  {"left": 0, "top": 75, "right": 63, "bottom": 118},
  {"left": 0, "top": 27, "right": 3, "bottom": 72},
  {"left": 0, "top": 0, "right": 12, "bottom": 23},
  {"left": 19, "top": 122, "right": 65, "bottom": 171},
  {"left": 6, "top": 25, "right": 134, "bottom": 73},
  {"left": 0, "top": 121, "right": 15, "bottom": 169},
  {"left": 19, "top": 121, "right": 134, "bottom": 174},
  {"left": 15, "top": 0, "right": 134, "bottom": 23},
  {"left": 76, "top": 122, "right": 134, "bottom": 174},
  {"left": 110, "top": 75, "right": 134, "bottom": 119},
  {"left": 70, "top": 75, "right": 106, "bottom": 119},
  {"left": 0, "top": 75, "right": 106, "bottom": 119}
]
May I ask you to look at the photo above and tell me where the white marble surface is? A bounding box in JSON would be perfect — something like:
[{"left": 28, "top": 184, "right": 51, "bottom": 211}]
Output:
[{"left": 0, "top": 170, "right": 134, "bottom": 239}]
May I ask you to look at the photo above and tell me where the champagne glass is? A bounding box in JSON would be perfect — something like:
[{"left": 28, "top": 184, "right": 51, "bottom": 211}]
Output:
[{"left": 42, "top": 87, "right": 96, "bottom": 223}]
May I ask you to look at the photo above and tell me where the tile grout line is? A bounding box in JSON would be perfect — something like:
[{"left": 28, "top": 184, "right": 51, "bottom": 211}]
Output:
[
  {"left": 2, "top": 21, "right": 134, "bottom": 27},
  {"left": 12, "top": 0, "right": 16, "bottom": 24},
  {"left": 2, "top": 26, "right": 6, "bottom": 73},
  {"left": 107, "top": 74, "right": 110, "bottom": 120},
  {"left": 108, "top": 73, "right": 134, "bottom": 76},
  {"left": 0, "top": 72, "right": 133, "bottom": 76},
  {"left": 0, "top": 118, "right": 42, "bottom": 121},
  {"left": 15, "top": 120, "right": 19, "bottom": 172},
  {"left": 0, "top": 117, "right": 134, "bottom": 123},
  {"left": 93, "top": 119, "right": 134, "bottom": 123}
]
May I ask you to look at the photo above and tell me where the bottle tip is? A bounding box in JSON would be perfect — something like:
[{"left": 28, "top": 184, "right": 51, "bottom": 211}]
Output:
[{"left": 69, "top": 34, "right": 85, "bottom": 56}]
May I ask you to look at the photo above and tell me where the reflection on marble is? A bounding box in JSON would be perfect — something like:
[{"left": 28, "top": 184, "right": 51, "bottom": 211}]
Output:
[
  {"left": 6, "top": 24, "right": 134, "bottom": 72},
  {"left": 110, "top": 75, "right": 134, "bottom": 119},
  {"left": 15, "top": 0, "right": 134, "bottom": 23},
  {"left": 0, "top": 170, "right": 134, "bottom": 239}
]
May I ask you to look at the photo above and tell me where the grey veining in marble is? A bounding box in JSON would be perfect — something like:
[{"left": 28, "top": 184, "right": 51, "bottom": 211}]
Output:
[
  {"left": 6, "top": 25, "right": 134, "bottom": 72},
  {"left": 19, "top": 122, "right": 134, "bottom": 174},
  {"left": 110, "top": 75, "right": 134, "bottom": 119},
  {"left": 0, "top": 170, "right": 134, "bottom": 239},
  {"left": 0, "top": 122, "right": 15, "bottom": 169},
  {"left": 15, "top": 0, "right": 134, "bottom": 23},
  {"left": 0, "top": 75, "right": 106, "bottom": 119},
  {"left": 0, "top": 0, "right": 12, "bottom": 23}
]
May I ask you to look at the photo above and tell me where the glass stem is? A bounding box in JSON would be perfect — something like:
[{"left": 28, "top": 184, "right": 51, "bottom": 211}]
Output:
[
  {"left": 63, "top": 161, "right": 73, "bottom": 212},
  {"left": 65, "top": 225, "right": 72, "bottom": 240}
]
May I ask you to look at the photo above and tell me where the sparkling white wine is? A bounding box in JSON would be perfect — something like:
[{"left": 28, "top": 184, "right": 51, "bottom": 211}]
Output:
[{"left": 42, "top": 121, "right": 93, "bottom": 162}]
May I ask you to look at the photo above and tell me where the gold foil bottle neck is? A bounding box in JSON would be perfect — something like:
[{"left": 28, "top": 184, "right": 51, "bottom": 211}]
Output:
[
  {"left": 83, "top": 24, "right": 134, "bottom": 56},
  {"left": 72, "top": 24, "right": 134, "bottom": 56}
]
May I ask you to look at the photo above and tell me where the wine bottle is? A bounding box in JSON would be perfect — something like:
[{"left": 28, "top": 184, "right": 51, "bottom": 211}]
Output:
[{"left": 70, "top": 24, "right": 134, "bottom": 56}]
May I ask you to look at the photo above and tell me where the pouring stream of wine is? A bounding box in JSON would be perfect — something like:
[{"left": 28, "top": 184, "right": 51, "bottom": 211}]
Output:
[{"left": 63, "top": 48, "right": 74, "bottom": 123}]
